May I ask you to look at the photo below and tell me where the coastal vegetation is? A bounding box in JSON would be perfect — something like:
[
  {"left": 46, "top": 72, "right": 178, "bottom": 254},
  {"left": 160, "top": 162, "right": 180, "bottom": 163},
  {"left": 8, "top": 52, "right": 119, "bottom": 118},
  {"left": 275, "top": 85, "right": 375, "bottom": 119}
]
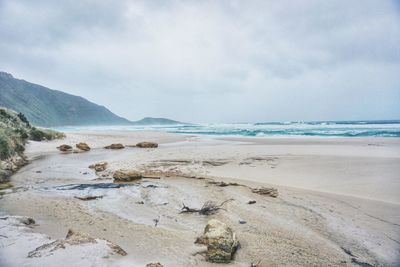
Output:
[{"left": 0, "top": 107, "right": 64, "bottom": 182}]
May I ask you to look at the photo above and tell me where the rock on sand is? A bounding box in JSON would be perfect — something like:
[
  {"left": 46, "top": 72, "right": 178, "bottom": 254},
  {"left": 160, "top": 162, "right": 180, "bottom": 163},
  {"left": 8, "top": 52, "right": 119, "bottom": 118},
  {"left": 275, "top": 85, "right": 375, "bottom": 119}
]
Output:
[
  {"left": 113, "top": 170, "right": 142, "bottom": 182},
  {"left": 76, "top": 142, "right": 91, "bottom": 151},
  {"left": 195, "top": 219, "right": 239, "bottom": 263},
  {"left": 136, "top": 142, "right": 158, "bottom": 148}
]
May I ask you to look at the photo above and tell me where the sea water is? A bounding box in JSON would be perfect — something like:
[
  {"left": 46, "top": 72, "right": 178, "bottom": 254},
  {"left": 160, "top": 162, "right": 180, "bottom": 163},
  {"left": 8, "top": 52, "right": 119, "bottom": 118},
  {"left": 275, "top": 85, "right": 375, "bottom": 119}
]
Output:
[{"left": 54, "top": 120, "right": 400, "bottom": 137}]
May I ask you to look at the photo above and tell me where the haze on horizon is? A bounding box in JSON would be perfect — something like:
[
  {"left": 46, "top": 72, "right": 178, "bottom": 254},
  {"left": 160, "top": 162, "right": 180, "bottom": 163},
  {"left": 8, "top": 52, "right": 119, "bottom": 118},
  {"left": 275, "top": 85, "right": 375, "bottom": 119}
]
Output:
[{"left": 0, "top": 0, "right": 399, "bottom": 123}]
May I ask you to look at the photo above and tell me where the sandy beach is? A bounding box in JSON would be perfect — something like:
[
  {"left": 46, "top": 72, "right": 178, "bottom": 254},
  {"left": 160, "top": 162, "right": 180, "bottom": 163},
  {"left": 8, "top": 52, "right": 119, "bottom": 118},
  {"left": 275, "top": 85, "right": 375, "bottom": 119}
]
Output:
[{"left": 1, "top": 131, "right": 399, "bottom": 266}]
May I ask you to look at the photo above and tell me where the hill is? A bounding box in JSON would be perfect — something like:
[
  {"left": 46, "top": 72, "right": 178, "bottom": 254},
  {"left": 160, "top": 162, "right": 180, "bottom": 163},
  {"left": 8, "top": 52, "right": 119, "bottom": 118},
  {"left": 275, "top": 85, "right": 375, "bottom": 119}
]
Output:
[
  {"left": 0, "top": 71, "right": 131, "bottom": 127},
  {"left": 132, "top": 117, "right": 186, "bottom": 125}
]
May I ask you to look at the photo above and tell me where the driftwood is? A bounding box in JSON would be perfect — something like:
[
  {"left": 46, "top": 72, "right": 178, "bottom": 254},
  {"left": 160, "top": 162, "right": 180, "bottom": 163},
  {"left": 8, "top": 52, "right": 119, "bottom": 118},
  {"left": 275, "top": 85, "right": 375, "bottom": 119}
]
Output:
[
  {"left": 180, "top": 199, "right": 234, "bottom": 215},
  {"left": 74, "top": 195, "right": 103, "bottom": 201}
]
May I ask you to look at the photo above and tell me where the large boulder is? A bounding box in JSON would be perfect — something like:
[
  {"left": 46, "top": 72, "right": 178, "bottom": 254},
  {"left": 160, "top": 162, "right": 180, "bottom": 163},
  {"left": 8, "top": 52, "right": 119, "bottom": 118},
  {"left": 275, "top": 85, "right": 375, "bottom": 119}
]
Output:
[
  {"left": 57, "top": 144, "right": 72, "bottom": 152},
  {"left": 136, "top": 142, "right": 158, "bottom": 148},
  {"left": 104, "top": 144, "right": 124, "bottom": 149},
  {"left": 113, "top": 170, "right": 142, "bottom": 182},
  {"left": 89, "top": 161, "right": 108, "bottom": 172},
  {"left": 195, "top": 219, "right": 239, "bottom": 263},
  {"left": 76, "top": 142, "right": 90, "bottom": 151}
]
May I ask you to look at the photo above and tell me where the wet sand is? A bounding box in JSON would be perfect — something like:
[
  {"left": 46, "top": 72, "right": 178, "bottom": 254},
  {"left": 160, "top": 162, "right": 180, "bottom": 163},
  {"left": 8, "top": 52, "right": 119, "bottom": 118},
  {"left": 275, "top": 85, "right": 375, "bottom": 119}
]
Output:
[{"left": 1, "top": 132, "right": 399, "bottom": 266}]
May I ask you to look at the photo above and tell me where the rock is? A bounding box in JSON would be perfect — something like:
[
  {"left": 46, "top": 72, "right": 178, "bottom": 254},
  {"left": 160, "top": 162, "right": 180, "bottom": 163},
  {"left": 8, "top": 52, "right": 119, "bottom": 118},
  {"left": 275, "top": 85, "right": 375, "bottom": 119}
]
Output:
[
  {"left": 113, "top": 170, "right": 142, "bottom": 182},
  {"left": 247, "top": 200, "right": 256, "bottom": 204},
  {"left": 251, "top": 187, "right": 278, "bottom": 198},
  {"left": 65, "top": 229, "right": 96, "bottom": 243},
  {"left": 239, "top": 220, "right": 247, "bottom": 224},
  {"left": 195, "top": 219, "right": 239, "bottom": 263},
  {"left": 16, "top": 216, "right": 35, "bottom": 225},
  {"left": 146, "top": 263, "right": 163, "bottom": 267},
  {"left": 57, "top": 144, "right": 72, "bottom": 152},
  {"left": 104, "top": 144, "right": 124, "bottom": 149},
  {"left": 107, "top": 242, "right": 128, "bottom": 256},
  {"left": 28, "top": 229, "right": 127, "bottom": 258},
  {"left": 89, "top": 161, "right": 108, "bottom": 172},
  {"left": 76, "top": 142, "right": 90, "bottom": 151},
  {"left": 136, "top": 142, "right": 158, "bottom": 148}
]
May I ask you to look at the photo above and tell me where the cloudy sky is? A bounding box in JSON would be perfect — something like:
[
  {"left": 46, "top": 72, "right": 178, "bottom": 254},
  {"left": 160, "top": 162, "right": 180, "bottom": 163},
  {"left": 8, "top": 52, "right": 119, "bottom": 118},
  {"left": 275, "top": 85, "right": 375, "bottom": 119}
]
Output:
[{"left": 0, "top": 0, "right": 399, "bottom": 123}]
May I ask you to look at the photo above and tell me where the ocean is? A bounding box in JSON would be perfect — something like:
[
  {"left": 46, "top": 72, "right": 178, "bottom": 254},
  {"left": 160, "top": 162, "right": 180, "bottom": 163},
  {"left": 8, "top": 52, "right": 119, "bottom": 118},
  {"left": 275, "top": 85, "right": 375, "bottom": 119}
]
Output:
[{"left": 54, "top": 120, "right": 400, "bottom": 137}]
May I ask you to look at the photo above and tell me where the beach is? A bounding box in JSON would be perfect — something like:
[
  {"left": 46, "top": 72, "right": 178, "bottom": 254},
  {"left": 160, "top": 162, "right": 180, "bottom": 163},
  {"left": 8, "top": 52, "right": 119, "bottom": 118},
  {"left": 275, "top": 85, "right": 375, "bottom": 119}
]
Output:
[{"left": 1, "top": 131, "right": 399, "bottom": 266}]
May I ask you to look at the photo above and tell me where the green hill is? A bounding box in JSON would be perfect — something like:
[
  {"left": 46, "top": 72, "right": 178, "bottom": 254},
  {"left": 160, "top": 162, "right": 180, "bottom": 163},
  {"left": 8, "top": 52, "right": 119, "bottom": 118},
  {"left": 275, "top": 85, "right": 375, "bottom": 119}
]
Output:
[
  {"left": 131, "top": 117, "right": 186, "bottom": 125},
  {"left": 0, "top": 71, "right": 131, "bottom": 127}
]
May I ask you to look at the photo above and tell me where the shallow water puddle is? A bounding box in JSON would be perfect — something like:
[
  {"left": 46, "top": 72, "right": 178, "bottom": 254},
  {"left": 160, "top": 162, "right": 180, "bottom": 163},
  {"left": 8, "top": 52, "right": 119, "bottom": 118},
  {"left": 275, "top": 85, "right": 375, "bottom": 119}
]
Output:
[{"left": 55, "top": 183, "right": 132, "bottom": 190}]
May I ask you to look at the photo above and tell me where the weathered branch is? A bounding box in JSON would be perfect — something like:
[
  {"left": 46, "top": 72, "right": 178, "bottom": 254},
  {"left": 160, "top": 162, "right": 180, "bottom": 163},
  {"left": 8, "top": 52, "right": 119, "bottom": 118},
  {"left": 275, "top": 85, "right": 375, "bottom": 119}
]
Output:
[{"left": 180, "top": 199, "right": 234, "bottom": 215}]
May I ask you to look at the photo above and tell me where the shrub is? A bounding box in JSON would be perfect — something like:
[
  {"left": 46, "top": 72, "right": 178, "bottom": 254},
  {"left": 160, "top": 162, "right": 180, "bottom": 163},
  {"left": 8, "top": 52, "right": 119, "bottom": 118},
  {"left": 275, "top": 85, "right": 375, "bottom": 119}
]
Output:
[
  {"left": 0, "top": 109, "right": 13, "bottom": 120},
  {"left": 15, "top": 142, "right": 25, "bottom": 153},
  {"left": 17, "top": 112, "right": 30, "bottom": 127},
  {"left": 30, "top": 127, "right": 65, "bottom": 141},
  {"left": 0, "top": 133, "right": 11, "bottom": 160},
  {"left": 14, "top": 128, "right": 29, "bottom": 139}
]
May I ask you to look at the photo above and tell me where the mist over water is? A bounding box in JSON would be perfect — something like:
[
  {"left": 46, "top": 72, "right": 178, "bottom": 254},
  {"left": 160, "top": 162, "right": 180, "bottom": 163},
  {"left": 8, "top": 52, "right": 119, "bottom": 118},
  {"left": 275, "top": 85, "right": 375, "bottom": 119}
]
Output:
[{"left": 54, "top": 120, "right": 400, "bottom": 137}]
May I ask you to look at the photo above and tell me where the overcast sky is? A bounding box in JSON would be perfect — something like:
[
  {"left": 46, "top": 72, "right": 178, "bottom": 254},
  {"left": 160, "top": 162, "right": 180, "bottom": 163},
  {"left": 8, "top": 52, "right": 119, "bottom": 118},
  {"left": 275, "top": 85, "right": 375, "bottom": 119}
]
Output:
[{"left": 0, "top": 0, "right": 399, "bottom": 123}]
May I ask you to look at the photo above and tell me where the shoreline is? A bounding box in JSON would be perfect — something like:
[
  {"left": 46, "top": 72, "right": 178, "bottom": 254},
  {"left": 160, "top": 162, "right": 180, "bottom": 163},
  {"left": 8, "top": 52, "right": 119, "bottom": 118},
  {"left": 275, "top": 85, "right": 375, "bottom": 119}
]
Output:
[{"left": 1, "top": 131, "right": 399, "bottom": 266}]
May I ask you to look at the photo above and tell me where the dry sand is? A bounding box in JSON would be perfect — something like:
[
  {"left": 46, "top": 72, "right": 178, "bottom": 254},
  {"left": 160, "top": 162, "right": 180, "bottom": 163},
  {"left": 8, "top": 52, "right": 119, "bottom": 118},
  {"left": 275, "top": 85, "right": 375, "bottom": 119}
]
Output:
[{"left": 1, "top": 131, "right": 399, "bottom": 266}]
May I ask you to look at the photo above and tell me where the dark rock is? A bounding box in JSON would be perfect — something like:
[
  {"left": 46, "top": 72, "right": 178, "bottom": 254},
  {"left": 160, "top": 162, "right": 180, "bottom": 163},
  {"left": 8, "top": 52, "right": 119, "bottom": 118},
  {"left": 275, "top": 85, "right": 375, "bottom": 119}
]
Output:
[
  {"left": 136, "top": 142, "right": 158, "bottom": 148},
  {"left": 76, "top": 142, "right": 90, "bottom": 151},
  {"left": 57, "top": 144, "right": 72, "bottom": 152},
  {"left": 104, "top": 144, "right": 124, "bottom": 149}
]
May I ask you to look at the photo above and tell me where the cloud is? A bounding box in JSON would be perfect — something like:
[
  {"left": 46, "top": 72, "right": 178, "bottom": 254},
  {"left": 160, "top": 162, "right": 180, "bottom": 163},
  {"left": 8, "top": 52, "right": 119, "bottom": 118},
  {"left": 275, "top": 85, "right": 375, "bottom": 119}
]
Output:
[{"left": 0, "top": 0, "right": 399, "bottom": 122}]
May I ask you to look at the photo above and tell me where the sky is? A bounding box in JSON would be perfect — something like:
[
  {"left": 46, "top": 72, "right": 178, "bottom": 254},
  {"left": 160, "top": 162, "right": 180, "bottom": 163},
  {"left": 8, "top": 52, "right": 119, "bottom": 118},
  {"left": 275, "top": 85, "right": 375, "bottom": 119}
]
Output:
[{"left": 0, "top": 0, "right": 399, "bottom": 123}]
